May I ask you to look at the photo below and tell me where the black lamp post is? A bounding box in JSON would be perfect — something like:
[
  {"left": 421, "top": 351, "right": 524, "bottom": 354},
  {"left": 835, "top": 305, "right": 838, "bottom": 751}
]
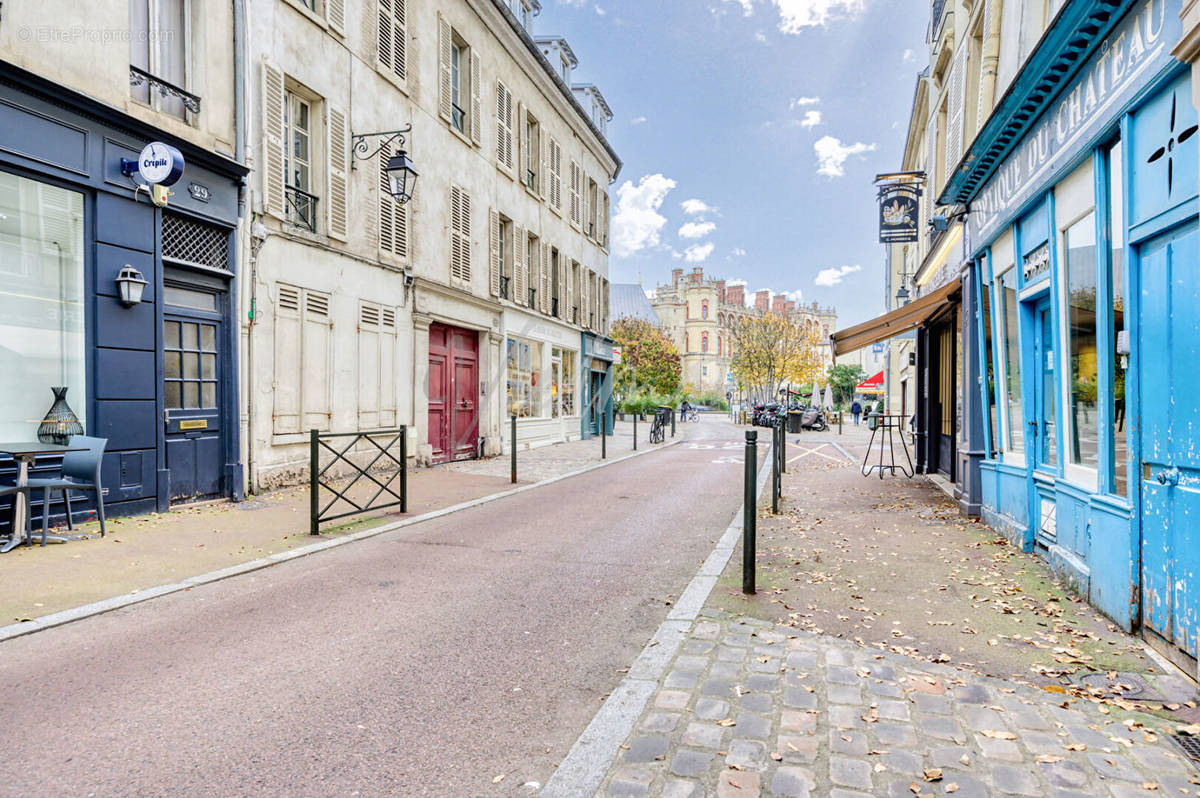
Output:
[{"left": 351, "top": 124, "right": 418, "bottom": 205}]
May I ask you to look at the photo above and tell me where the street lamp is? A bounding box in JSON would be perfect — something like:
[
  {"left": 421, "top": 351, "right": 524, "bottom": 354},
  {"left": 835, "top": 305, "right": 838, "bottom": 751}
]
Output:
[
  {"left": 351, "top": 124, "right": 418, "bottom": 205},
  {"left": 895, "top": 283, "right": 910, "bottom": 304}
]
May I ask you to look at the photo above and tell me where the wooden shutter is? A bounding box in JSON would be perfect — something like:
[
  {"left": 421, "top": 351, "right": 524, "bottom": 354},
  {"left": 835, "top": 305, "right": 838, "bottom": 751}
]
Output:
[
  {"left": 302, "top": 290, "right": 332, "bottom": 431},
  {"left": 262, "top": 60, "right": 286, "bottom": 218},
  {"left": 488, "top": 208, "right": 501, "bottom": 297},
  {"left": 496, "top": 82, "right": 513, "bottom": 172},
  {"left": 273, "top": 283, "right": 301, "bottom": 434},
  {"left": 946, "top": 41, "right": 967, "bottom": 182},
  {"left": 326, "top": 0, "right": 345, "bottom": 35},
  {"left": 450, "top": 185, "right": 471, "bottom": 283},
  {"left": 358, "top": 303, "right": 381, "bottom": 429},
  {"left": 379, "top": 142, "right": 407, "bottom": 259},
  {"left": 569, "top": 161, "right": 581, "bottom": 229},
  {"left": 326, "top": 103, "right": 349, "bottom": 241},
  {"left": 540, "top": 242, "right": 551, "bottom": 314},
  {"left": 549, "top": 139, "right": 562, "bottom": 213},
  {"left": 378, "top": 0, "right": 407, "bottom": 81},
  {"left": 470, "top": 51, "right": 482, "bottom": 146},
  {"left": 437, "top": 13, "right": 453, "bottom": 123},
  {"left": 513, "top": 225, "right": 526, "bottom": 305},
  {"left": 600, "top": 188, "right": 609, "bottom": 249},
  {"left": 540, "top": 131, "right": 549, "bottom": 202},
  {"left": 516, "top": 101, "right": 526, "bottom": 185},
  {"left": 556, "top": 256, "right": 566, "bottom": 319}
]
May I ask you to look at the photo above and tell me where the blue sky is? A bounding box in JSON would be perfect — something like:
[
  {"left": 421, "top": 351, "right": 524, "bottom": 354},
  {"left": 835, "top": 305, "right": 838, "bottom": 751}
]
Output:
[{"left": 542, "top": 0, "right": 927, "bottom": 326}]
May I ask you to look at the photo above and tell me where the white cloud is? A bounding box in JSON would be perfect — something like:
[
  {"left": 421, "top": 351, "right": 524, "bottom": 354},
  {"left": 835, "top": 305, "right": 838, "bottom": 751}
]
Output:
[
  {"left": 595, "top": 5, "right": 607, "bottom": 14},
  {"left": 754, "top": 31, "right": 768, "bottom": 43},
  {"left": 772, "top": 0, "right": 866, "bottom": 33},
  {"left": 799, "top": 110, "right": 822, "bottom": 129},
  {"left": 790, "top": 96, "right": 820, "bottom": 108},
  {"left": 902, "top": 48, "right": 916, "bottom": 62},
  {"left": 780, "top": 289, "right": 805, "bottom": 303},
  {"left": 722, "top": 0, "right": 755, "bottom": 14},
  {"left": 814, "top": 264, "right": 862, "bottom": 286},
  {"left": 727, "top": 278, "right": 747, "bottom": 286},
  {"left": 813, "top": 135, "right": 876, "bottom": 177},
  {"left": 731, "top": 248, "right": 747, "bottom": 257},
  {"left": 684, "top": 243, "right": 715, "bottom": 263},
  {"left": 681, "top": 198, "right": 717, "bottom": 216},
  {"left": 612, "top": 174, "right": 677, "bottom": 258},
  {"left": 630, "top": 116, "right": 647, "bottom": 125},
  {"left": 678, "top": 221, "right": 717, "bottom": 240}
]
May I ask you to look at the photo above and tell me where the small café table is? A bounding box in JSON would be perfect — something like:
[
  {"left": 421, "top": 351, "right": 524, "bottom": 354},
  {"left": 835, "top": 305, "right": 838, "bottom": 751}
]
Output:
[{"left": 0, "top": 442, "right": 84, "bottom": 553}]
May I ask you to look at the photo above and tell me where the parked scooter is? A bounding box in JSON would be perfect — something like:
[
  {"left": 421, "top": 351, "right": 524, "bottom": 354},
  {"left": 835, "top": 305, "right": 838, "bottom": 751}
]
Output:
[{"left": 799, "top": 406, "right": 828, "bottom": 431}]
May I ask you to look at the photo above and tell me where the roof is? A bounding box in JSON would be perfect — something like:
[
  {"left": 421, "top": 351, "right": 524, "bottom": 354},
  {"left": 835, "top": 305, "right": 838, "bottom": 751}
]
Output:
[
  {"left": 610, "top": 284, "right": 662, "bottom": 326},
  {"left": 534, "top": 36, "right": 579, "bottom": 68}
]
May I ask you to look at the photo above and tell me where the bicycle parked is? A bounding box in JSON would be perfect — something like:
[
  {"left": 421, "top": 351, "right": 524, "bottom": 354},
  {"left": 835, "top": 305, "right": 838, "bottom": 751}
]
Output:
[{"left": 649, "top": 406, "right": 670, "bottom": 444}]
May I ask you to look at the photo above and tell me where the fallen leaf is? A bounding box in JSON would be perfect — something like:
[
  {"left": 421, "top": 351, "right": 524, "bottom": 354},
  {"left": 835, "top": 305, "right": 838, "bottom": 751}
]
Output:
[
  {"left": 492, "top": 774, "right": 505, "bottom": 784},
  {"left": 1035, "top": 754, "right": 1064, "bottom": 763},
  {"left": 923, "top": 768, "right": 943, "bottom": 781},
  {"left": 717, "top": 718, "right": 736, "bottom": 727},
  {"left": 946, "top": 784, "right": 959, "bottom": 794},
  {"left": 1063, "top": 743, "right": 1087, "bottom": 751},
  {"left": 980, "top": 730, "right": 1017, "bottom": 740}
]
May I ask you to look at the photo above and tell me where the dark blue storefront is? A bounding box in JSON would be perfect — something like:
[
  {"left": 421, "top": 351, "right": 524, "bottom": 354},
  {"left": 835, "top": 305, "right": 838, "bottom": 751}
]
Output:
[
  {"left": 581, "top": 332, "right": 614, "bottom": 439},
  {"left": 0, "top": 63, "right": 245, "bottom": 534}
]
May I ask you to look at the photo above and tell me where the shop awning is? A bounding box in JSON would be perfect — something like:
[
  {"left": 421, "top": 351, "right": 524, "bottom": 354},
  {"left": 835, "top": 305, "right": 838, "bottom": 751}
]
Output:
[
  {"left": 856, "top": 371, "right": 885, "bottom": 390},
  {"left": 830, "top": 280, "right": 959, "bottom": 357}
]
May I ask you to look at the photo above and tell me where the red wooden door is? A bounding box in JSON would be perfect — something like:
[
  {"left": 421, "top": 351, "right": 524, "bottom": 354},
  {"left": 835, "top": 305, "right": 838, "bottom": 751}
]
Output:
[{"left": 428, "top": 323, "right": 479, "bottom": 464}]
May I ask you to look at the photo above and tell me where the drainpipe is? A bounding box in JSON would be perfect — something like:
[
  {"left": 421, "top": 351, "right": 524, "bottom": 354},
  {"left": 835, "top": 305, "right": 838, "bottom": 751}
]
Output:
[
  {"left": 978, "top": 0, "right": 1004, "bottom": 114},
  {"left": 233, "top": 0, "right": 255, "bottom": 493}
]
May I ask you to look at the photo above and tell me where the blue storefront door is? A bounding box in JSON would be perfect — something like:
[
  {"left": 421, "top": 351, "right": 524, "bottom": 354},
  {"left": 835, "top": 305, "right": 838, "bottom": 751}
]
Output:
[
  {"left": 1139, "top": 223, "right": 1200, "bottom": 658},
  {"left": 163, "top": 301, "right": 224, "bottom": 503},
  {"left": 1032, "top": 297, "right": 1057, "bottom": 470}
]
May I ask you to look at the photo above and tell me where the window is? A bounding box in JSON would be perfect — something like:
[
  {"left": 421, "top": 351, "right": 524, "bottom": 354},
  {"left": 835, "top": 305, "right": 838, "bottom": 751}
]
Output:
[
  {"left": 450, "top": 185, "right": 471, "bottom": 283},
  {"left": 702, "top": 299, "right": 709, "bottom": 320},
  {"left": 702, "top": 366, "right": 708, "bottom": 377},
  {"left": 450, "top": 43, "right": 465, "bottom": 133},
  {"left": 1064, "top": 211, "right": 1098, "bottom": 468},
  {"left": 980, "top": 262, "right": 998, "bottom": 457},
  {"left": 507, "top": 338, "right": 543, "bottom": 418},
  {"left": 0, "top": 173, "right": 86, "bottom": 440},
  {"left": 998, "top": 264, "right": 1023, "bottom": 453},
  {"left": 439, "top": 15, "right": 479, "bottom": 144},
  {"left": 551, "top": 347, "right": 577, "bottom": 418},
  {"left": 499, "top": 215, "right": 513, "bottom": 299},
  {"left": 526, "top": 233, "right": 538, "bottom": 308},
  {"left": 551, "top": 248, "right": 561, "bottom": 318},
  {"left": 130, "top": 0, "right": 192, "bottom": 120},
  {"left": 702, "top": 332, "right": 709, "bottom": 353},
  {"left": 508, "top": 0, "right": 534, "bottom": 31},
  {"left": 1107, "top": 140, "right": 1128, "bottom": 496},
  {"left": 524, "top": 112, "right": 541, "bottom": 192},
  {"left": 284, "top": 91, "right": 317, "bottom": 231},
  {"left": 586, "top": 177, "right": 598, "bottom": 238}
]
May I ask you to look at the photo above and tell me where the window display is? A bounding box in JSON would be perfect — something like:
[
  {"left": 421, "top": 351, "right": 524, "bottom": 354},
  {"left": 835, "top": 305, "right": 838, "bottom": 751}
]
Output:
[{"left": 506, "top": 337, "right": 542, "bottom": 418}]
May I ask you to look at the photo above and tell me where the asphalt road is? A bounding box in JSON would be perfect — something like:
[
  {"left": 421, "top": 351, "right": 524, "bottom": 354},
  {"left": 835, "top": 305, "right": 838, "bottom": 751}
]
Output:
[{"left": 0, "top": 417, "right": 746, "bottom": 797}]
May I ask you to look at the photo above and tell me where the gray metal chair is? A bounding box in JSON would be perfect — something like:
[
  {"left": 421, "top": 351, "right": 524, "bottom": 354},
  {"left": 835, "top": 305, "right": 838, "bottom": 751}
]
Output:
[
  {"left": 0, "top": 484, "right": 33, "bottom": 547},
  {"left": 26, "top": 435, "right": 108, "bottom": 545}
]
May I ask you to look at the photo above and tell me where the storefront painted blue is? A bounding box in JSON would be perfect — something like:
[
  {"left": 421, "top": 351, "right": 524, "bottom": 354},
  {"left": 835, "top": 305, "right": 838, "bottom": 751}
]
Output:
[
  {"left": 0, "top": 62, "right": 246, "bottom": 534},
  {"left": 580, "top": 332, "right": 614, "bottom": 439},
  {"left": 954, "top": 0, "right": 1199, "bottom": 665}
]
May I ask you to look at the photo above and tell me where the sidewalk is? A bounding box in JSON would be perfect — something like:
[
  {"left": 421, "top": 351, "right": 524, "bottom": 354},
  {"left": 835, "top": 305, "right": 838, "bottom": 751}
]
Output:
[
  {"left": 0, "top": 418, "right": 685, "bottom": 626},
  {"left": 583, "top": 421, "right": 1200, "bottom": 797}
]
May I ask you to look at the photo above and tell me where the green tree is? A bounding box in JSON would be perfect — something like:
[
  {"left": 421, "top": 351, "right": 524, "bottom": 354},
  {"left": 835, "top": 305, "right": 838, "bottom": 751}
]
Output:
[
  {"left": 827, "top": 363, "right": 866, "bottom": 407},
  {"left": 611, "top": 317, "right": 682, "bottom": 396},
  {"left": 729, "top": 313, "right": 822, "bottom": 402}
]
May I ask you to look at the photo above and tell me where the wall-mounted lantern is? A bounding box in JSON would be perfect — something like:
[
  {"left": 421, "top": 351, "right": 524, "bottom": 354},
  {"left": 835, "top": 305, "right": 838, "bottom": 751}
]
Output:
[
  {"left": 116, "top": 264, "right": 148, "bottom": 307},
  {"left": 351, "top": 124, "right": 418, "bottom": 206}
]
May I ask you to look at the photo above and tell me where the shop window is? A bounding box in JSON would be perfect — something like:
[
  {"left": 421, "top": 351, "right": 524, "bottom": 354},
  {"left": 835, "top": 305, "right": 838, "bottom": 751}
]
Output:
[
  {"left": 997, "top": 264, "right": 1023, "bottom": 454},
  {"left": 979, "top": 265, "right": 998, "bottom": 457},
  {"left": 1064, "top": 212, "right": 1098, "bottom": 468},
  {"left": 551, "top": 347, "right": 577, "bottom": 418},
  {"left": 1107, "top": 140, "right": 1128, "bottom": 496},
  {"left": 507, "top": 337, "right": 543, "bottom": 418},
  {"left": 0, "top": 173, "right": 85, "bottom": 440}
]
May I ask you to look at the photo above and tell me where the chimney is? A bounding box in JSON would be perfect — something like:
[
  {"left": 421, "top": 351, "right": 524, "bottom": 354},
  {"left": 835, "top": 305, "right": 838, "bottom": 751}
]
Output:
[
  {"left": 671, "top": 268, "right": 683, "bottom": 283},
  {"left": 725, "top": 284, "right": 745, "bottom": 307},
  {"left": 785, "top": 300, "right": 796, "bottom": 313},
  {"left": 715, "top": 280, "right": 726, "bottom": 299},
  {"left": 772, "top": 295, "right": 786, "bottom": 314},
  {"left": 689, "top": 267, "right": 703, "bottom": 283},
  {"left": 755, "top": 290, "right": 770, "bottom": 312}
]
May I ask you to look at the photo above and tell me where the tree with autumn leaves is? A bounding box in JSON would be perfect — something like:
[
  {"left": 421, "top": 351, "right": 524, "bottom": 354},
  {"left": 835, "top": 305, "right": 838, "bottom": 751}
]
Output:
[
  {"left": 729, "top": 312, "right": 824, "bottom": 402},
  {"left": 610, "top": 317, "right": 682, "bottom": 398}
]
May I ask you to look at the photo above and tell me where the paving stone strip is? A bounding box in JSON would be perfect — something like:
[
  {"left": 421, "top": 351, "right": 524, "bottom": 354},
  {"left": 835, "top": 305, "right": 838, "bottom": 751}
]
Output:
[{"left": 596, "top": 610, "right": 1198, "bottom": 798}]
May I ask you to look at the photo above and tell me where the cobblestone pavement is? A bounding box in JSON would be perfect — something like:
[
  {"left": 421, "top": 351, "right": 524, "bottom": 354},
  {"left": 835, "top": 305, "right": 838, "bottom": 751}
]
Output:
[
  {"left": 597, "top": 609, "right": 1197, "bottom": 798},
  {"left": 443, "top": 414, "right": 721, "bottom": 483}
]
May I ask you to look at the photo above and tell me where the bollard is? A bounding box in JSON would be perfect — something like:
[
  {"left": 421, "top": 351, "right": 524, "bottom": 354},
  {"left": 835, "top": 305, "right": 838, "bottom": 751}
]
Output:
[
  {"left": 743, "top": 430, "right": 757, "bottom": 594},
  {"left": 839, "top": 411, "right": 843, "bottom": 436},
  {"left": 310, "top": 428, "right": 319, "bottom": 535},
  {"left": 511, "top": 414, "right": 517, "bottom": 484},
  {"left": 400, "top": 425, "right": 408, "bottom": 513},
  {"left": 671, "top": 409, "right": 676, "bottom": 438},
  {"left": 601, "top": 413, "right": 607, "bottom": 459},
  {"left": 779, "top": 422, "right": 787, "bottom": 475},
  {"left": 633, "top": 412, "right": 637, "bottom": 451},
  {"left": 772, "top": 425, "right": 780, "bottom": 514}
]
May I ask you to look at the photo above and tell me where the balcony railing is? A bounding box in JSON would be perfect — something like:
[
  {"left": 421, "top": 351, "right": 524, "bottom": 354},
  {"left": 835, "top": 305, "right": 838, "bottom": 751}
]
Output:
[
  {"left": 572, "top": 306, "right": 580, "bottom": 325},
  {"left": 552, "top": 297, "right": 559, "bottom": 317},
  {"left": 529, "top": 287, "right": 537, "bottom": 308},
  {"left": 452, "top": 103, "right": 466, "bottom": 133},
  {"left": 129, "top": 65, "right": 201, "bottom": 114},
  {"left": 286, "top": 185, "right": 320, "bottom": 233},
  {"left": 500, "top": 275, "right": 511, "bottom": 300}
]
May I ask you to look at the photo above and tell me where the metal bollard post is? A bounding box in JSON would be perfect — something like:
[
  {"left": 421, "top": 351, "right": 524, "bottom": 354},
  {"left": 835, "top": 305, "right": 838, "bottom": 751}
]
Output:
[
  {"left": 743, "top": 430, "right": 757, "bottom": 594},
  {"left": 772, "top": 426, "right": 780, "bottom": 514},
  {"left": 633, "top": 413, "right": 637, "bottom": 451},
  {"left": 779, "top": 422, "right": 787, "bottom": 474},
  {"left": 671, "top": 410, "right": 676, "bottom": 438},
  {"left": 310, "top": 429, "right": 319, "bottom": 535},
  {"left": 601, "top": 413, "right": 607, "bottom": 459},
  {"left": 400, "top": 425, "right": 408, "bottom": 513},
  {"left": 839, "top": 411, "right": 843, "bottom": 435},
  {"left": 511, "top": 414, "right": 517, "bottom": 484}
]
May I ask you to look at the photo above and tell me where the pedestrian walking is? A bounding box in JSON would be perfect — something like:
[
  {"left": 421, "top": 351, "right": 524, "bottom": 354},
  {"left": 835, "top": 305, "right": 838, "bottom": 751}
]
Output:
[{"left": 850, "top": 398, "right": 862, "bottom": 426}]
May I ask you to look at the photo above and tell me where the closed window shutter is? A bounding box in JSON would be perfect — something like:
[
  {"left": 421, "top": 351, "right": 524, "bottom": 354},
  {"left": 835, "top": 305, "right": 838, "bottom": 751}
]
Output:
[
  {"left": 379, "top": 142, "right": 407, "bottom": 259},
  {"left": 437, "top": 13, "right": 453, "bottom": 123},
  {"left": 601, "top": 189, "right": 609, "bottom": 249},
  {"left": 262, "top": 61, "right": 286, "bottom": 218},
  {"left": 378, "top": 0, "right": 406, "bottom": 82},
  {"left": 569, "top": 161, "right": 581, "bottom": 229},
  {"left": 358, "top": 302, "right": 381, "bottom": 429},
  {"left": 540, "top": 242, "right": 550, "bottom": 314},
  {"left": 488, "top": 208, "right": 501, "bottom": 297},
  {"left": 326, "top": 0, "right": 345, "bottom": 34},
  {"left": 516, "top": 101, "right": 526, "bottom": 184},
  {"left": 302, "top": 291, "right": 332, "bottom": 431},
  {"left": 470, "top": 51, "right": 482, "bottom": 146},
  {"left": 273, "top": 283, "right": 301, "bottom": 434},
  {"left": 326, "top": 104, "right": 349, "bottom": 241},
  {"left": 549, "top": 139, "right": 562, "bottom": 213},
  {"left": 450, "top": 185, "right": 471, "bottom": 283},
  {"left": 513, "top": 225, "right": 526, "bottom": 305},
  {"left": 946, "top": 42, "right": 966, "bottom": 182},
  {"left": 557, "top": 256, "right": 566, "bottom": 319},
  {"left": 496, "top": 82, "right": 513, "bottom": 171},
  {"left": 540, "top": 133, "right": 549, "bottom": 202}
]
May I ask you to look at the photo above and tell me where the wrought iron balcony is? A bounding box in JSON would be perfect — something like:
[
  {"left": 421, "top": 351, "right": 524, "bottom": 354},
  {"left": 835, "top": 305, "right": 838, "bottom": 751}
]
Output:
[
  {"left": 500, "top": 275, "right": 511, "bottom": 300},
  {"left": 529, "top": 287, "right": 537, "bottom": 308},
  {"left": 286, "top": 185, "right": 320, "bottom": 233},
  {"left": 129, "top": 65, "right": 201, "bottom": 114},
  {"left": 572, "top": 306, "right": 580, "bottom": 325},
  {"left": 552, "top": 297, "right": 559, "bottom": 317}
]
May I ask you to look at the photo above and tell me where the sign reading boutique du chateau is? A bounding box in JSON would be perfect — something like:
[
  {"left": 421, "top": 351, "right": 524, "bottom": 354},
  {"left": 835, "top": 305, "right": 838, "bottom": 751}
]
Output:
[{"left": 968, "top": 0, "right": 1179, "bottom": 247}]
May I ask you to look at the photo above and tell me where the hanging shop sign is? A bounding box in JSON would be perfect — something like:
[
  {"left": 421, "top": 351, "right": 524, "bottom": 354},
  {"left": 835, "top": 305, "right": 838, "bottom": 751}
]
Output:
[
  {"left": 121, "top": 141, "right": 186, "bottom": 186},
  {"left": 876, "top": 174, "right": 924, "bottom": 243},
  {"left": 969, "top": 0, "right": 1179, "bottom": 247}
]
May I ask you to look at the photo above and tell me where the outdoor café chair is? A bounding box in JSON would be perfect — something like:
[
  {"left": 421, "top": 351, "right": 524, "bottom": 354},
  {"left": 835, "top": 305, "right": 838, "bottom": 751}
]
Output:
[
  {"left": 0, "top": 483, "right": 33, "bottom": 546},
  {"left": 25, "top": 435, "right": 107, "bottom": 545}
]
